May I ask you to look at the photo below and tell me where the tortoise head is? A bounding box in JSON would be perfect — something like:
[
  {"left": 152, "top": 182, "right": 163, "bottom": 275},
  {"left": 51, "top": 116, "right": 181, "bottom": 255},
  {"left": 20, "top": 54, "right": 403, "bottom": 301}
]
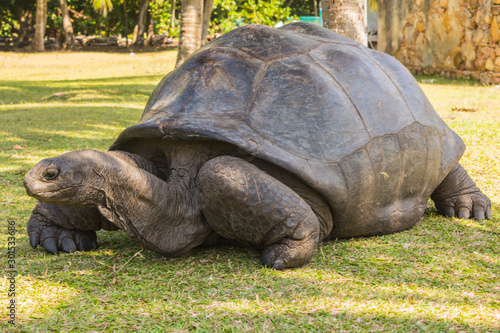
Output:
[{"left": 24, "top": 150, "right": 106, "bottom": 205}]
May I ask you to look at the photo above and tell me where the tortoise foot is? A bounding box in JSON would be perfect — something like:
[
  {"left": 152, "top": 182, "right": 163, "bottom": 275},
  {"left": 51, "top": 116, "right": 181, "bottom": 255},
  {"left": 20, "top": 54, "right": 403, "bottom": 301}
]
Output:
[
  {"left": 27, "top": 203, "right": 99, "bottom": 254},
  {"left": 434, "top": 191, "right": 492, "bottom": 220},
  {"left": 431, "top": 164, "right": 492, "bottom": 220}
]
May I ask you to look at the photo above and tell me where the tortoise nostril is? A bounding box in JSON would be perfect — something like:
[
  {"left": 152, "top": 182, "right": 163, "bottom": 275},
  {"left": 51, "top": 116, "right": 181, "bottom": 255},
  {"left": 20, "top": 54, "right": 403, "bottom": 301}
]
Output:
[{"left": 43, "top": 168, "right": 60, "bottom": 181}]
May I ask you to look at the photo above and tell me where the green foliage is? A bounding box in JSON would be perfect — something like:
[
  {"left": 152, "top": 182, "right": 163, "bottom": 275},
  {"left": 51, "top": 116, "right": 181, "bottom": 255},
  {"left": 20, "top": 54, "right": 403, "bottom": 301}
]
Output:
[
  {"left": 240, "top": 0, "right": 294, "bottom": 25},
  {"left": 150, "top": 0, "right": 180, "bottom": 37},
  {"left": 288, "top": 0, "right": 318, "bottom": 17},
  {"left": 0, "top": 0, "right": 35, "bottom": 38},
  {"left": 91, "top": 0, "right": 114, "bottom": 12},
  {"left": 0, "top": 0, "right": 307, "bottom": 43},
  {"left": 211, "top": 0, "right": 298, "bottom": 34}
]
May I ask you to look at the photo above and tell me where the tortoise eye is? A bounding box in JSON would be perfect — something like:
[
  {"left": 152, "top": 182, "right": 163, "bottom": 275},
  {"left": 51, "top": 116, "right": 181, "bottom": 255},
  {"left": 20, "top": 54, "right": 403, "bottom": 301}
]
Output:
[{"left": 43, "top": 168, "right": 60, "bottom": 181}]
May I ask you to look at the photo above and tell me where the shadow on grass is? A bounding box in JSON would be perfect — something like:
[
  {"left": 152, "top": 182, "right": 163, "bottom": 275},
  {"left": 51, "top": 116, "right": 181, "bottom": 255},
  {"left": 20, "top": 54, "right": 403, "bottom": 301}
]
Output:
[
  {"left": 0, "top": 75, "right": 163, "bottom": 105},
  {"left": 0, "top": 104, "right": 143, "bottom": 195}
]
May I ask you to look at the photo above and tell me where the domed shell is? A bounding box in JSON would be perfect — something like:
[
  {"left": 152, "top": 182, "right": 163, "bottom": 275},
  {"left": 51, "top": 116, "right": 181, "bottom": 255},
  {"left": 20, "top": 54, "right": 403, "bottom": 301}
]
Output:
[{"left": 111, "top": 23, "right": 464, "bottom": 237}]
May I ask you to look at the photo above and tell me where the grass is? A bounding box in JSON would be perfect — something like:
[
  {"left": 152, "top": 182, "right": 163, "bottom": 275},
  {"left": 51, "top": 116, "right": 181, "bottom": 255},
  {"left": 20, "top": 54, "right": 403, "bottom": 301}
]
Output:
[{"left": 0, "top": 51, "right": 499, "bottom": 332}]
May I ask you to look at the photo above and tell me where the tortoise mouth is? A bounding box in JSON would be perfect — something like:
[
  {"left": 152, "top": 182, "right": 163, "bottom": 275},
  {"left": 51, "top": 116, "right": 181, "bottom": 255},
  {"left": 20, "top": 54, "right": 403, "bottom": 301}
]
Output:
[
  {"left": 24, "top": 178, "right": 77, "bottom": 203},
  {"left": 30, "top": 187, "right": 76, "bottom": 198}
]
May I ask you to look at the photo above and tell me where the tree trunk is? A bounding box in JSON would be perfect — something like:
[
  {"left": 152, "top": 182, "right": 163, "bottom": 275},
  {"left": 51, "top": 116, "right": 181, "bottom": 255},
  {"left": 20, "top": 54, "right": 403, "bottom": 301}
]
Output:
[
  {"left": 171, "top": 0, "right": 177, "bottom": 29},
  {"left": 14, "top": 8, "right": 34, "bottom": 48},
  {"left": 59, "top": 0, "right": 75, "bottom": 50},
  {"left": 133, "top": 0, "right": 150, "bottom": 46},
  {"left": 200, "top": 0, "right": 213, "bottom": 46},
  {"left": 146, "top": 9, "right": 155, "bottom": 46},
  {"left": 321, "top": 0, "right": 366, "bottom": 45},
  {"left": 123, "top": 0, "right": 129, "bottom": 46},
  {"left": 176, "top": 0, "right": 203, "bottom": 67},
  {"left": 34, "top": 0, "right": 47, "bottom": 51}
]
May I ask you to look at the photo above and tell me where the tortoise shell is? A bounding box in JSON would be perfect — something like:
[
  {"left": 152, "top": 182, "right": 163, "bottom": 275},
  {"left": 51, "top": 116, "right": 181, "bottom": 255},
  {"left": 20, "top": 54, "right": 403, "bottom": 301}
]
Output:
[{"left": 111, "top": 22, "right": 464, "bottom": 238}]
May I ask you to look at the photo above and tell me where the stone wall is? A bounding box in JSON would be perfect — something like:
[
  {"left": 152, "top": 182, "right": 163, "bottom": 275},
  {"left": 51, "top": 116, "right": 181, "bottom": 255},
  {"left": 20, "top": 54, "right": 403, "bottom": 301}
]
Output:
[{"left": 377, "top": 0, "right": 500, "bottom": 84}]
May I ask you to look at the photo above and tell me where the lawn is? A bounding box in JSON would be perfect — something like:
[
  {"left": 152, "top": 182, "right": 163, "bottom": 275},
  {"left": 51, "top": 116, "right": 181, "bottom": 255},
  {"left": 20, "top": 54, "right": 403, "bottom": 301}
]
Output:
[{"left": 0, "top": 51, "right": 499, "bottom": 332}]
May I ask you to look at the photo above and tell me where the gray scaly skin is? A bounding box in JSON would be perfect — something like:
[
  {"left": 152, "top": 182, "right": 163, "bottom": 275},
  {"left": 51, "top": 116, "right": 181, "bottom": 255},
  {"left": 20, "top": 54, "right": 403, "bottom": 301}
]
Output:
[{"left": 24, "top": 146, "right": 491, "bottom": 269}]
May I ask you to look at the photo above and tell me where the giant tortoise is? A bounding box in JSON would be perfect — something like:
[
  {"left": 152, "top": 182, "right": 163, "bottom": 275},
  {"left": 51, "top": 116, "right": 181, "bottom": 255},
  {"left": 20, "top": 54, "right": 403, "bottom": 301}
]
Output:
[{"left": 23, "top": 22, "right": 492, "bottom": 269}]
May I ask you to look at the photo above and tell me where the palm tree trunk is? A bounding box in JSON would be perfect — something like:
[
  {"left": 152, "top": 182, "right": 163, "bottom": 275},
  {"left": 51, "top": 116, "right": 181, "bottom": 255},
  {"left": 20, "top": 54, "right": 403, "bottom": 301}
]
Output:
[
  {"left": 176, "top": 0, "right": 203, "bottom": 67},
  {"left": 171, "top": 0, "right": 177, "bottom": 29},
  {"left": 133, "top": 0, "right": 150, "bottom": 46},
  {"left": 321, "top": 0, "right": 367, "bottom": 45},
  {"left": 123, "top": 0, "right": 129, "bottom": 46},
  {"left": 200, "top": 0, "right": 213, "bottom": 46},
  {"left": 59, "top": 0, "right": 75, "bottom": 50},
  {"left": 34, "top": 0, "right": 47, "bottom": 51}
]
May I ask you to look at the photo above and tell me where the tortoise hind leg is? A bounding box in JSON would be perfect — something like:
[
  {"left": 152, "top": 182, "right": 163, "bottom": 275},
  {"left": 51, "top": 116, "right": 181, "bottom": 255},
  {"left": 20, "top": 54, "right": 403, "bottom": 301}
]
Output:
[
  {"left": 197, "top": 156, "right": 320, "bottom": 269},
  {"left": 431, "top": 163, "right": 492, "bottom": 220}
]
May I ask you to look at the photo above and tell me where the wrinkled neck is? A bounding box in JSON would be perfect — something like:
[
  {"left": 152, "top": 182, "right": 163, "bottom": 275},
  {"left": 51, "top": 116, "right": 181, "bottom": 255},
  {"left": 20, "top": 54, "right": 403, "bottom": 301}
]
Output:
[{"left": 96, "top": 152, "right": 210, "bottom": 256}]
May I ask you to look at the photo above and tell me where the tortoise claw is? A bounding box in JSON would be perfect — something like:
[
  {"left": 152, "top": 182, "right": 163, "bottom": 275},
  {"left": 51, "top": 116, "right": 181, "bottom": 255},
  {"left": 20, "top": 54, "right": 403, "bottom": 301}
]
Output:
[
  {"left": 42, "top": 238, "right": 58, "bottom": 255},
  {"left": 443, "top": 206, "right": 455, "bottom": 218},
  {"left": 458, "top": 207, "right": 470, "bottom": 219},
  {"left": 61, "top": 237, "right": 77, "bottom": 253},
  {"left": 473, "top": 206, "right": 485, "bottom": 221},
  {"left": 29, "top": 233, "right": 39, "bottom": 249}
]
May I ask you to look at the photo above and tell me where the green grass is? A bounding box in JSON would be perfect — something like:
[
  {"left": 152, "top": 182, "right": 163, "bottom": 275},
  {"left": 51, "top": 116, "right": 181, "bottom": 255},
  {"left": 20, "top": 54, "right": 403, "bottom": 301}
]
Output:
[{"left": 1, "top": 51, "right": 499, "bottom": 332}]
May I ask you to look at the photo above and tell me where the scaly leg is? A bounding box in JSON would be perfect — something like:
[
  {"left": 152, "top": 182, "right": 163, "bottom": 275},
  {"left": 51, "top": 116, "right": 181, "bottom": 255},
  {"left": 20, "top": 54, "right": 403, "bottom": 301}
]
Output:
[
  {"left": 431, "top": 163, "right": 492, "bottom": 220},
  {"left": 197, "top": 156, "right": 320, "bottom": 269}
]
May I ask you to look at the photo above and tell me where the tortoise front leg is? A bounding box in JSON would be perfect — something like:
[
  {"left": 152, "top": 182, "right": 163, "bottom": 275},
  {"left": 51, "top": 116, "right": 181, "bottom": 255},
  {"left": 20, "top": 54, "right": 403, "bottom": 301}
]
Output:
[
  {"left": 28, "top": 202, "right": 117, "bottom": 254},
  {"left": 197, "top": 156, "right": 320, "bottom": 269},
  {"left": 431, "top": 163, "right": 492, "bottom": 220}
]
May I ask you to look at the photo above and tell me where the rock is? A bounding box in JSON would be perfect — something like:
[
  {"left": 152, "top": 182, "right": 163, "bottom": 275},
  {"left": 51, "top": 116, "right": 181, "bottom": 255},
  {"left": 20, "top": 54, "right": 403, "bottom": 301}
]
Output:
[
  {"left": 476, "top": 9, "right": 485, "bottom": 26},
  {"left": 465, "top": 28, "right": 474, "bottom": 41},
  {"left": 473, "top": 29, "right": 485, "bottom": 43},
  {"left": 495, "top": 57, "right": 500, "bottom": 66},
  {"left": 491, "top": 17, "right": 499, "bottom": 42},
  {"left": 485, "top": 57, "right": 495, "bottom": 70},
  {"left": 480, "top": 73, "right": 492, "bottom": 84},
  {"left": 475, "top": 58, "right": 486, "bottom": 70},
  {"left": 462, "top": 42, "right": 477, "bottom": 61},
  {"left": 465, "top": 59, "right": 475, "bottom": 70}
]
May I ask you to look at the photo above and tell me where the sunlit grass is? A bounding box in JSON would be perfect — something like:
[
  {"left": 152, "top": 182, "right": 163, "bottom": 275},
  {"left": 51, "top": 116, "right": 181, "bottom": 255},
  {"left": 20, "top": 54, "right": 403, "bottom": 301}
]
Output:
[{"left": 0, "top": 53, "right": 498, "bottom": 331}]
